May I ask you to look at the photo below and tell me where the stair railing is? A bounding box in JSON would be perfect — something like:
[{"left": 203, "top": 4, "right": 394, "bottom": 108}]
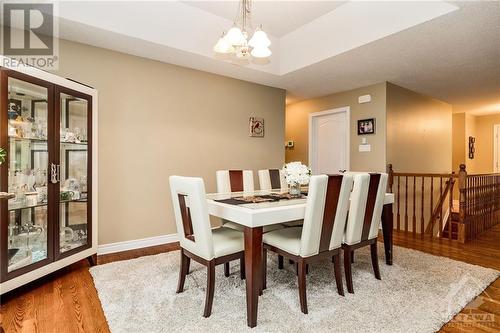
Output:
[
  {"left": 460, "top": 164, "right": 500, "bottom": 241},
  {"left": 387, "top": 164, "right": 457, "bottom": 240},
  {"left": 425, "top": 177, "right": 455, "bottom": 239},
  {"left": 388, "top": 163, "right": 500, "bottom": 243}
]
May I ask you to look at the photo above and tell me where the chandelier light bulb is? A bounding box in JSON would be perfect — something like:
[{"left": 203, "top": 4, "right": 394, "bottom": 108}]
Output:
[
  {"left": 248, "top": 29, "right": 271, "bottom": 48},
  {"left": 250, "top": 46, "right": 272, "bottom": 58},
  {"left": 213, "top": 34, "right": 234, "bottom": 53},
  {"left": 225, "top": 26, "right": 246, "bottom": 46}
]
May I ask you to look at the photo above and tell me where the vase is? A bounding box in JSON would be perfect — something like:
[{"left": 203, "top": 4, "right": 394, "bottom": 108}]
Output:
[{"left": 288, "top": 183, "right": 302, "bottom": 198}]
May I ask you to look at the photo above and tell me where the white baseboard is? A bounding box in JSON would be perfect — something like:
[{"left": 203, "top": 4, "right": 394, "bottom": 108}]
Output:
[{"left": 97, "top": 233, "right": 179, "bottom": 255}]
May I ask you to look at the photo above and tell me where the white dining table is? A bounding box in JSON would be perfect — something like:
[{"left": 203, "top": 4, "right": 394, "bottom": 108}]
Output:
[{"left": 206, "top": 189, "right": 395, "bottom": 328}]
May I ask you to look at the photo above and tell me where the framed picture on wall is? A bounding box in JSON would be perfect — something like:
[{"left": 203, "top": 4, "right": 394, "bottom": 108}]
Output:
[
  {"left": 357, "top": 118, "right": 375, "bottom": 135},
  {"left": 249, "top": 117, "right": 264, "bottom": 137}
]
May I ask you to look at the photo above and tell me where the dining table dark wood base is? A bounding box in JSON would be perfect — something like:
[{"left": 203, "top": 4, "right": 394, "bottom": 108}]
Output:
[{"left": 243, "top": 226, "right": 263, "bottom": 328}]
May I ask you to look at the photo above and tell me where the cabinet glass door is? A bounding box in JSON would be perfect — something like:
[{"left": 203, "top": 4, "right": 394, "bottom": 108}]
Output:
[
  {"left": 3, "top": 75, "right": 53, "bottom": 275},
  {"left": 57, "top": 91, "right": 91, "bottom": 255}
]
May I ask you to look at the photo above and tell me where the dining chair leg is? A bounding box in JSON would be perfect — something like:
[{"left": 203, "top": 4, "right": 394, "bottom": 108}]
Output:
[
  {"left": 224, "top": 262, "right": 230, "bottom": 277},
  {"left": 297, "top": 260, "right": 308, "bottom": 314},
  {"left": 333, "top": 254, "right": 344, "bottom": 296},
  {"left": 278, "top": 255, "right": 284, "bottom": 269},
  {"left": 176, "top": 249, "right": 189, "bottom": 293},
  {"left": 351, "top": 250, "right": 355, "bottom": 263},
  {"left": 186, "top": 257, "right": 191, "bottom": 275},
  {"left": 240, "top": 257, "right": 246, "bottom": 280},
  {"left": 203, "top": 260, "right": 216, "bottom": 318},
  {"left": 262, "top": 249, "right": 267, "bottom": 290},
  {"left": 370, "top": 242, "right": 381, "bottom": 280},
  {"left": 343, "top": 248, "right": 354, "bottom": 294}
]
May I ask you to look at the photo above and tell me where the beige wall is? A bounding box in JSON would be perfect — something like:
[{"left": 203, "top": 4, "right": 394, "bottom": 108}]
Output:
[
  {"left": 52, "top": 39, "right": 286, "bottom": 245},
  {"left": 386, "top": 83, "right": 452, "bottom": 173},
  {"left": 452, "top": 113, "right": 466, "bottom": 173},
  {"left": 285, "top": 82, "right": 387, "bottom": 172},
  {"left": 475, "top": 114, "right": 500, "bottom": 173},
  {"left": 452, "top": 113, "right": 499, "bottom": 174}
]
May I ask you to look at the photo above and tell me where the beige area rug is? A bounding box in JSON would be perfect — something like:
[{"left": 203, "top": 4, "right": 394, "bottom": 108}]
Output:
[{"left": 90, "top": 245, "right": 498, "bottom": 333}]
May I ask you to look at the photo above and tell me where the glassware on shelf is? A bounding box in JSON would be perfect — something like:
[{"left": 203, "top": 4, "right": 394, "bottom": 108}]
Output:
[{"left": 8, "top": 221, "right": 47, "bottom": 272}]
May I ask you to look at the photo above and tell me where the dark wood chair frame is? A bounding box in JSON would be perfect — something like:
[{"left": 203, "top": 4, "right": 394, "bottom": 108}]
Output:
[
  {"left": 262, "top": 245, "right": 343, "bottom": 314},
  {"left": 342, "top": 173, "right": 382, "bottom": 294},
  {"left": 177, "top": 248, "right": 245, "bottom": 317}
]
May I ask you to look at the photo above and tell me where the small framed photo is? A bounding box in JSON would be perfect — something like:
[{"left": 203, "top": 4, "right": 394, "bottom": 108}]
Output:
[
  {"left": 249, "top": 117, "right": 264, "bottom": 137},
  {"left": 357, "top": 118, "right": 375, "bottom": 135}
]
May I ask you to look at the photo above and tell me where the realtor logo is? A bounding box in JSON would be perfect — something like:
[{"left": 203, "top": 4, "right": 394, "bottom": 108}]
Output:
[{"left": 1, "top": 2, "right": 59, "bottom": 69}]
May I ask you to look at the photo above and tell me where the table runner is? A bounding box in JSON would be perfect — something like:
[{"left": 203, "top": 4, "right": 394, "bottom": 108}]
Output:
[{"left": 214, "top": 193, "right": 306, "bottom": 205}]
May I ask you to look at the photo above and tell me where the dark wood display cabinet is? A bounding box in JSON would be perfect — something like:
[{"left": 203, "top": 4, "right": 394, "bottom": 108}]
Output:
[{"left": 0, "top": 58, "right": 98, "bottom": 294}]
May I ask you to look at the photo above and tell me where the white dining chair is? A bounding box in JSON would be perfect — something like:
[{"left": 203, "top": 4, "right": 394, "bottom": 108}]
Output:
[
  {"left": 262, "top": 174, "right": 354, "bottom": 314},
  {"left": 216, "top": 170, "right": 254, "bottom": 193},
  {"left": 169, "top": 175, "right": 245, "bottom": 317},
  {"left": 342, "top": 172, "right": 388, "bottom": 294},
  {"left": 258, "top": 169, "right": 287, "bottom": 190}
]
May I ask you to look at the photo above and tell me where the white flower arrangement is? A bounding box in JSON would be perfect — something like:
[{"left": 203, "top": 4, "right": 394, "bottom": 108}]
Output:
[{"left": 282, "top": 161, "right": 311, "bottom": 185}]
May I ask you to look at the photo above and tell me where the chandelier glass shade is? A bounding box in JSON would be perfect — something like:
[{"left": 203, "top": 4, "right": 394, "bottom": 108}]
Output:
[{"left": 213, "top": 0, "right": 271, "bottom": 60}]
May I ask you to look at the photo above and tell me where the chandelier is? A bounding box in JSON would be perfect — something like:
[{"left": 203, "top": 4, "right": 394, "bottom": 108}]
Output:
[{"left": 213, "top": 0, "right": 271, "bottom": 60}]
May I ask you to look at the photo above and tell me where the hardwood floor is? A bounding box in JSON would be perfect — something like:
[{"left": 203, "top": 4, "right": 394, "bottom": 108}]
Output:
[{"left": 1, "top": 227, "right": 499, "bottom": 333}]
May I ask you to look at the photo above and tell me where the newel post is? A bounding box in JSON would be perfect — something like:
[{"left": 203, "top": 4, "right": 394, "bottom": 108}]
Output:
[
  {"left": 458, "top": 164, "right": 467, "bottom": 243},
  {"left": 387, "top": 164, "right": 394, "bottom": 193}
]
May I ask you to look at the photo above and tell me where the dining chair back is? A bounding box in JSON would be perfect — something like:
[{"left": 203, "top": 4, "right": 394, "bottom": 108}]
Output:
[
  {"left": 169, "top": 175, "right": 214, "bottom": 261},
  {"left": 300, "top": 174, "right": 353, "bottom": 257},
  {"left": 342, "top": 172, "right": 388, "bottom": 294},
  {"left": 344, "top": 173, "right": 388, "bottom": 244},
  {"left": 262, "top": 173, "right": 354, "bottom": 313},
  {"left": 258, "top": 169, "right": 287, "bottom": 190},
  {"left": 216, "top": 170, "right": 254, "bottom": 193}
]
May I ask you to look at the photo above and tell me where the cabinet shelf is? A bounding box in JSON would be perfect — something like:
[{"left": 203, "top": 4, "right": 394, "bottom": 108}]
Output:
[
  {"left": 8, "top": 199, "right": 88, "bottom": 211},
  {"left": 61, "top": 141, "right": 88, "bottom": 149},
  {"left": 8, "top": 136, "right": 47, "bottom": 143}
]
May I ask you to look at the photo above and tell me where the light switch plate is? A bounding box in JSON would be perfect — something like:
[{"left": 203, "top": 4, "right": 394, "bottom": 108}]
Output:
[
  {"left": 358, "top": 94, "right": 372, "bottom": 104},
  {"left": 359, "top": 144, "right": 371, "bottom": 152}
]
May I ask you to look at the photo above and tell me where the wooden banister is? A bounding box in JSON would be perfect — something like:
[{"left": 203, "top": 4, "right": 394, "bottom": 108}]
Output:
[
  {"left": 425, "top": 177, "right": 454, "bottom": 234},
  {"left": 388, "top": 163, "right": 500, "bottom": 243}
]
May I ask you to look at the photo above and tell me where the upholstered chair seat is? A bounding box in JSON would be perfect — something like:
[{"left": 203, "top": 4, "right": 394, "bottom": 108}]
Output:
[
  {"left": 211, "top": 227, "right": 244, "bottom": 258},
  {"left": 262, "top": 174, "right": 354, "bottom": 314},
  {"left": 262, "top": 227, "right": 302, "bottom": 256},
  {"left": 169, "top": 175, "right": 246, "bottom": 318}
]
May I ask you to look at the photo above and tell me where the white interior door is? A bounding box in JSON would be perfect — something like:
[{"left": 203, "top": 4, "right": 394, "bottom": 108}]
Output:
[
  {"left": 494, "top": 124, "right": 500, "bottom": 172},
  {"left": 309, "top": 107, "right": 349, "bottom": 175}
]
